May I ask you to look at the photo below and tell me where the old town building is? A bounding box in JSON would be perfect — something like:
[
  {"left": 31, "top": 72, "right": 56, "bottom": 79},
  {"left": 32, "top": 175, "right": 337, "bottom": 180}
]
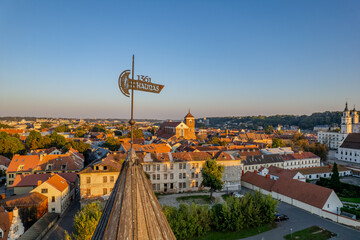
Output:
[{"left": 156, "top": 111, "right": 196, "bottom": 140}]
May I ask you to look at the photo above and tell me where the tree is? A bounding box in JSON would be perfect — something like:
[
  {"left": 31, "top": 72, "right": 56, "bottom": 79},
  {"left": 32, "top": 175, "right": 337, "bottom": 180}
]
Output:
[
  {"left": 271, "top": 138, "right": 285, "bottom": 148},
  {"left": 103, "top": 137, "right": 121, "bottom": 151},
  {"left": 0, "top": 132, "right": 25, "bottom": 158},
  {"left": 65, "top": 140, "right": 90, "bottom": 153},
  {"left": 264, "top": 125, "right": 274, "bottom": 134},
  {"left": 92, "top": 124, "right": 106, "bottom": 132},
  {"left": 127, "top": 128, "right": 143, "bottom": 138},
  {"left": 201, "top": 159, "right": 224, "bottom": 199},
  {"left": 330, "top": 163, "right": 341, "bottom": 192},
  {"left": 66, "top": 202, "right": 103, "bottom": 240},
  {"left": 54, "top": 125, "right": 70, "bottom": 133},
  {"left": 26, "top": 130, "right": 43, "bottom": 150},
  {"left": 309, "top": 142, "right": 328, "bottom": 162}
]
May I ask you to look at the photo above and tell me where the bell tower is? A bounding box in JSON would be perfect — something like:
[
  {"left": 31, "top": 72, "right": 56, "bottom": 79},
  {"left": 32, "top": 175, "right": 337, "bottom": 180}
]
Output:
[
  {"left": 341, "top": 102, "right": 352, "bottom": 134},
  {"left": 184, "top": 110, "right": 195, "bottom": 139}
]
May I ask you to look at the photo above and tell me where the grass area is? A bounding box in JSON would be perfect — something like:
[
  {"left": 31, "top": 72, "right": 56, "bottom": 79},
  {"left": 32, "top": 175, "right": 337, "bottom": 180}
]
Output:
[
  {"left": 283, "top": 226, "right": 336, "bottom": 240},
  {"left": 176, "top": 195, "right": 212, "bottom": 204},
  {"left": 194, "top": 223, "right": 276, "bottom": 240},
  {"left": 340, "top": 197, "right": 360, "bottom": 204}
]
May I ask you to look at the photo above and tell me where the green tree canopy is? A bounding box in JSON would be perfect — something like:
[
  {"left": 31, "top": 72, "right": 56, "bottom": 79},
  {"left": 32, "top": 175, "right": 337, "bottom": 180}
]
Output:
[
  {"left": 330, "top": 163, "right": 341, "bottom": 192},
  {"left": 66, "top": 201, "right": 103, "bottom": 240},
  {"left": 201, "top": 159, "right": 224, "bottom": 199},
  {"left": 92, "top": 124, "right": 106, "bottom": 132},
  {"left": 271, "top": 138, "right": 285, "bottom": 148},
  {"left": 103, "top": 137, "right": 122, "bottom": 151},
  {"left": 264, "top": 125, "right": 274, "bottom": 134},
  {"left": 126, "top": 128, "right": 144, "bottom": 138},
  {"left": 26, "top": 130, "right": 43, "bottom": 150},
  {"left": 0, "top": 132, "right": 25, "bottom": 158},
  {"left": 65, "top": 139, "right": 91, "bottom": 153},
  {"left": 54, "top": 124, "right": 70, "bottom": 133}
]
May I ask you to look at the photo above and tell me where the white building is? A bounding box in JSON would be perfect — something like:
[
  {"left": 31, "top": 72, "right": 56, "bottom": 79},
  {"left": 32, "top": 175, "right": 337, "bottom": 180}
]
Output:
[
  {"left": 318, "top": 102, "right": 360, "bottom": 149},
  {"left": 297, "top": 165, "right": 352, "bottom": 180},
  {"left": 335, "top": 133, "right": 360, "bottom": 164},
  {"left": 0, "top": 207, "right": 24, "bottom": 240},
  {"left": 31, "top": 174, "right": 72, "bottom": 215},
  {"left": 258, "top": 166, "right": 306, "bottom": 182}
]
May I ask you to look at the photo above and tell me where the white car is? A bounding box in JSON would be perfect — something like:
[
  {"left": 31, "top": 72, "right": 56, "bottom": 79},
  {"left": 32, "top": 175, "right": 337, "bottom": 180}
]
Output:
[{"left": 233, "top": 193, "right": 243, "bottom": 198}]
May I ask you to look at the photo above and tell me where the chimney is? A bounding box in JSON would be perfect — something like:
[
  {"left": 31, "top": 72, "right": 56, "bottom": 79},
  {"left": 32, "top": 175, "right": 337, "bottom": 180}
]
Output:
[
  {"left": 266, "top": 174, "right": 270, "bottom": 179},
  {"left": 254, "top": 170, "right": 258, "bottom": 174},
  {"left": 37, "top": 180, "right": 42, "bottom": 186},
  {"left": 0, "top": 193, "right": 5, "bottom": 199}
]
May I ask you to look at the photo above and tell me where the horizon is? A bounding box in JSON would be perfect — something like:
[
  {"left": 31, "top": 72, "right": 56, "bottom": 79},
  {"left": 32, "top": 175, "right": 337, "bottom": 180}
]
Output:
[{"left": 1, "top": 0, "right": 360, "bottom": 119}]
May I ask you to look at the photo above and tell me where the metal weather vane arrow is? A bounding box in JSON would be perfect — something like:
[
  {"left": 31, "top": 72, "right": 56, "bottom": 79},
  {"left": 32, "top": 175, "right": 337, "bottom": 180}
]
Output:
[{"left": 118, "top": 55, "right": 165, "bottom": 156}]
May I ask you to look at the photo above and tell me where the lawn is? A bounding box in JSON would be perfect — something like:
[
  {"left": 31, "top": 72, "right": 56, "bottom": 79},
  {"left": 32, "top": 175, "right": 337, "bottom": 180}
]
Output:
[
  {"left": 340, "top": 197, "right": 360, "bottom": 204},
  {"left": 283, "top": 226, "right": 336, "bottom": 240},
  {"left": 194, "top": 223, "right": 276, "bottom": 240},
  {"left": 176, "top": 195, "right": 212, "bottom": 205}
]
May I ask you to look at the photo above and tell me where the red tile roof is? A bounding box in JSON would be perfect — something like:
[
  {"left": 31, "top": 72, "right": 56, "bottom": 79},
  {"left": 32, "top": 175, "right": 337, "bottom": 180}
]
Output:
[
  {"left": 7, "top": 155, "right": 40, "bottom": 173},
  {"left": 45, "top": 174, "right": 69, "bottom": 192},
  {"left": 0, "top": 155, "right": 10, "bottom": 167},
  {"left": 0, "top": 209, "right": 13, "bottom": 240},
  {"left": 12, "top": 173, "right": 77, "bottom": 188},
  {"left": 262, "top": 166, "right": 298, "bottom": 179},
  {"left": 0, "top": 192, "right": 47, "bottom": 208},
  {"left": 281, "top": 152, "right": 319, "bottom": 161},
  {"left": 271, "top": 178, "right": 333, "bottom": 209},
  {"left": 241, "top": 171, "right": 275, "bottom": 192}
]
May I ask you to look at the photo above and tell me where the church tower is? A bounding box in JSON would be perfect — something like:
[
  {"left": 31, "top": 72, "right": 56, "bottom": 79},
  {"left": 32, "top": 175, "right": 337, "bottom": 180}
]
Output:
[
  {"left": 341, "top": 102, "right": 352, "bottom": 134},
  {"left": 184, "top": 110, "right": 196, "bottom": 139},
  {"left": 351, "top": 106, "right": 359, "bottom": 133}
]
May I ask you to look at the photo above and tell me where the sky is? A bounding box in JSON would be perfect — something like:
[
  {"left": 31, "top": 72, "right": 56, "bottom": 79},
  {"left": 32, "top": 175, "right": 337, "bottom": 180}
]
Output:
[{"left": 1, "top": 0, "right": 359, "bottom": 120}]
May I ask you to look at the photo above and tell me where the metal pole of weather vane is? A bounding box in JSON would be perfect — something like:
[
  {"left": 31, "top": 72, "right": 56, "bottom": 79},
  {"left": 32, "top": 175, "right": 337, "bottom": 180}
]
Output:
[
  {"left": 118, "top": 55, "right": 165, "bottom": 156},
  {"left": 130, "top": 55, "right": 135, "bottom": 149}
]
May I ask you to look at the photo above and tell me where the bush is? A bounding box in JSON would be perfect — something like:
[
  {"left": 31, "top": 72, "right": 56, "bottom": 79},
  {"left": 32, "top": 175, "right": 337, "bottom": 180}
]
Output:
[
  {"left": 211, "top": 191, "right": 278, "bottom": 231},
  {"left": 163, "top": 203, "right": 211, "bottom": 240}
]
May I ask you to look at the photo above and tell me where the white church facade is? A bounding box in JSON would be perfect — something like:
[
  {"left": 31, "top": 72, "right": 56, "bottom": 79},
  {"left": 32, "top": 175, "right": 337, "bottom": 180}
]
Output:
[{"left": 318, "top": 102, "right": 359, "bottom": 149}]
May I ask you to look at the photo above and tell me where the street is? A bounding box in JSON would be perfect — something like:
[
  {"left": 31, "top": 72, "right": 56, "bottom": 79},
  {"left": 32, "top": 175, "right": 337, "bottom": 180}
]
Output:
[
  {"left": 42, "top": 193, "right": 81, "bottom": 240},
  {"left": 244, "top": 201, "right": 360, "bottom": 240}
]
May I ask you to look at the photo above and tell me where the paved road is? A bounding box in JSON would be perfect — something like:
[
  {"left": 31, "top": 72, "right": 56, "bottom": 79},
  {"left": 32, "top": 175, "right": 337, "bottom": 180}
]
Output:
[
  {"left": 244, "top": 201, "right": 360, "bottom": 240},
  {"left": 42, "top": 193, "right": 81, "bottom": 240}
]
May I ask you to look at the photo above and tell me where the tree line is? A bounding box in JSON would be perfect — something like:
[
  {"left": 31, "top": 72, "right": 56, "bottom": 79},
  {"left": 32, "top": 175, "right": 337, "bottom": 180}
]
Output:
[{"left": 163, "top": 191, "right": 278, "bottom": 240}]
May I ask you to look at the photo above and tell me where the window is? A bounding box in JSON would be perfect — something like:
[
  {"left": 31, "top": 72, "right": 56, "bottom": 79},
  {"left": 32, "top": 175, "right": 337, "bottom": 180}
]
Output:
[
  {"left": 179, "top": 163, "right": 182, "bottom": 170},
  {"left": 191, "top": 172, "right": 195, "bottom": 178},
  {"left": 179, "top": 182, "right": 182, "bottom": 188},
  {"left": 183, "top": 163, "right": 186, "bottom": 169},
  {"left": 183, "top": 173, "right": 186, "bottom": 179},
  {"left": 170, "top": 173, "right": 174, "bottom": 180},
  {"left": 153, "top": 165, "right": 156, "bottom": 171},
  {"left": 152, "top": 174, "right": 156, "bottom": 180},
  {"left": 170, "top": 183, "right": 174, "bottom": 189},
  {"left": 164, "top": 174, "right": 167, "bottom": 180},
  {"left": 170, "top": 164, "right": 174, "bottom": 170},
  {"left": 152, "top": 184, "right": 156, "bottom": 190},
  {"left": 157, "top": 174, "right": 160, "bottom": 180},
  {"left": 86, "top": 177, "right": 91, "bottom": 184},
  {"left": 179, "top": 173, "right": 182, "bottom": 179},
  {"left": 103, "top": 188, "right": 107, "bottom": 195},
  {"left": 196, "top": 173, "right": 199, "bottom": 178},
  {"left": 196, "top": 181, "right": 198, "bottom": 187},
  {"left": 103, "top": 176, "right": 107, "bottom": 183},
  {"left": 0, "top": 232, "right": 2, "bottom": 238},
  {"left": 87, "top": 189, "right": 91, "bottom": 196},
  {"left": 52, "top": 208, "right": 55, "bottom": 213},
  {"left": 164, "top": 165, "right": 167, "bottom": 171},
  {"left": 157, "top": 165, "right": 160, "bottom": 171},
  {"left": 52, "top": 196, "right": 55, "bottom": 202},
  {"left": 183, "top": 182, "right": 186, "bottom": 188},
  {"left": 110, "top": 176, "right": 114, "bottom": 182},
  {"left": 103, "top": 166, "right": 107, "bottom": 170},
  {"left": 157, "top": 184, "right": 160, "bottom": 191},
  {"left": 41, "top": 188, "right": 48, "bottom": 194}
]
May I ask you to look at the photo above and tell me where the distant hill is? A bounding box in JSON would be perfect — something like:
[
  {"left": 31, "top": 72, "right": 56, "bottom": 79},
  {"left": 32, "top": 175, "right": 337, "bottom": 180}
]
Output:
[{"left": 200, "top": 111, "right": 342, "bottom": 130}]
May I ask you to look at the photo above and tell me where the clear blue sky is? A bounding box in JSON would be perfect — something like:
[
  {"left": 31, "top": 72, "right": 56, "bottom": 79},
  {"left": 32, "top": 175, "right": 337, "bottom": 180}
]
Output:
[{"left": 1, "top": 0, "right": 359, "bottom": 120}]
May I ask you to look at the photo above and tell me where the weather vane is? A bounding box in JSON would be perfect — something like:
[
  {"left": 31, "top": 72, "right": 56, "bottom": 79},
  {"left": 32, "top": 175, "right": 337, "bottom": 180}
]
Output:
[{"left": 118, "top": 55, "right": 164, "bottom": 149}]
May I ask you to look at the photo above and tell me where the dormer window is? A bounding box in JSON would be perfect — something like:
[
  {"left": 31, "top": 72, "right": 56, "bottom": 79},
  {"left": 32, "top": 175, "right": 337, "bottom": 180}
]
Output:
[
  {"left": 46, "top": 164, "right": 53, "bottom": 171},
  {"left": 61, "top": 164, "right": 67, "bottom": 170},
  {"left": 18, "top": 165, "right": 24, "bottom": 171}
]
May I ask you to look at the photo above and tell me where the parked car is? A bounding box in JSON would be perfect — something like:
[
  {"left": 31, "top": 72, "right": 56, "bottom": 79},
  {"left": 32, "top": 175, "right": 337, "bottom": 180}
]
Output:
[
  {"left": 275, "top": 213, "right": 289, "bottom": 222},
  {"left": 232, "top": 192, "right": 244, "bottom": 198}
]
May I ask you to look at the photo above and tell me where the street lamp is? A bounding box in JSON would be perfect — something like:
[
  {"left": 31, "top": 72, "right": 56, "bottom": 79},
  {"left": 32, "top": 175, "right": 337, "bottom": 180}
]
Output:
[{"left": 290, "top": 228, "right": 293, "bottom": 240}]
